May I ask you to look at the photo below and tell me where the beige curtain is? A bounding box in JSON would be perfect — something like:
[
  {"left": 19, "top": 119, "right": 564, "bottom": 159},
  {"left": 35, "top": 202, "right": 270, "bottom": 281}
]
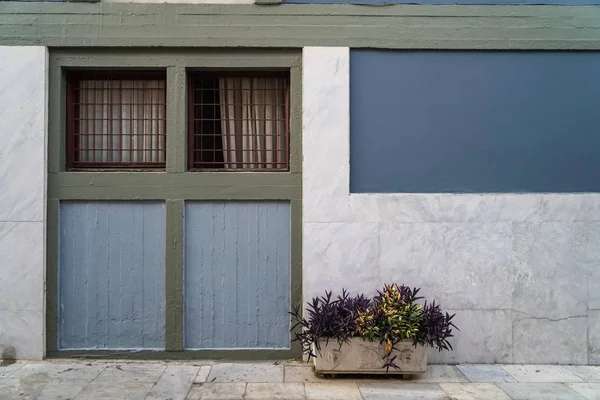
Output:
[
  {"left": 218, "top": 77, "right": 288, "bottom": 169},
  {"left": 78, "top": 79, "right": 166, "bottom": 164}
]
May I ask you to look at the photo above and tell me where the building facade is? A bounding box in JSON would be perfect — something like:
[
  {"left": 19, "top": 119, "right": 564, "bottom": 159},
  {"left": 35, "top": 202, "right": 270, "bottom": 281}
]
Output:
[{"left": 1, "top": 0, "right": 600, "bottom": 364}]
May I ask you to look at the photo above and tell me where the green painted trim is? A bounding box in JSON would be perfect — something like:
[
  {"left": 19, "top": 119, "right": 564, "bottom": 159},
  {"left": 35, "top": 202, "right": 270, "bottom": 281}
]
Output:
[
  {"left": 46, "top": 199, "right": 60, "bottom": 353},
  {"left": 47, "top": 49, "right": 303, "bottom": 360},
  {"left": 47, "top": 349, "right": 298, "bottom": 360},
  {"left": 2, "top": 3, "right": 600, "bottom": 49},
  {"left": 167, "top": 66, "right": 187, "bottom": 173},
  {"left": 289, "top": 198, "right": 303, "bottom": 357},
  {"left": 165, "top": 200, "right": 185, "bottom": 351},
  {"left": 255, "top": 0, "right": 283, "bottom": 5},
  {"left": 49, "top": 184, "right": 300, "bottom": 201}
]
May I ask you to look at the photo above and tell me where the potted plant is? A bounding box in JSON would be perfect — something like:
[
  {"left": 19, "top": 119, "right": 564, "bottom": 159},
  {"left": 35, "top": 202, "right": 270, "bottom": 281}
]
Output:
[{"left": 290, "top": 283, "right": 457, "bottom": 375}]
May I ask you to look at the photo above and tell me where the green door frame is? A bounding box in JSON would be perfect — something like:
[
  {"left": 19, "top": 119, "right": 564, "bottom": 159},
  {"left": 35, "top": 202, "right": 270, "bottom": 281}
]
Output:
[{"left": 46, "top": 48, "right": 303, "bottom": 360}]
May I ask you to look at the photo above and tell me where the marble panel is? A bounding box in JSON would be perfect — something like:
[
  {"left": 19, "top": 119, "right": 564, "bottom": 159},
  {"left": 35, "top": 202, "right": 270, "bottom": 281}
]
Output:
[
  {"left": 512, "top": 222, "right": 600, "bottom": 319},
  {"left": 428, "top": 310, "right": 513, "bottom": 364},
  {"left": 589, "top": 311, "right": 600, "bottom": 365},
  {"left": 0, "top": 46, "right": 47, "bottom": 223},
  {"left": 302, "top": 47, "right": 349, "bottom": 223},
  {"left": 0, "top": 310, "right": 44, "bottom": 360},
  {"left": 303, "top": 222, "right": 380, "bottom": 300},
  {"left": 513, "top": 316, "right": 588, "bottom": 364},
  {"left": 0, "top": 222, "right": 44, "bottom": 312},
  {"left": 379, "top": 222, "right": 514, "bottom": 310}
]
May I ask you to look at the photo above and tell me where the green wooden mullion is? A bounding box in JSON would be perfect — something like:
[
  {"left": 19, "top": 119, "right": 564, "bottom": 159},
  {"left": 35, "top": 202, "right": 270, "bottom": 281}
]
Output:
[
  {"left": 48, "top": 62, "right": 64, "bottom": 173},
  {"left": 289, "top": 65, "right": 302, "bottom": 175},
  {"left": 165, "top": 199, "right": 185, "bottom": 351},
  {"left": 167, "top": 66, "right": 187, "bottom": 173},
  {"left": 289, "top": 198, "right": 303, "bottom": 356},
  {"left": 46, "top": 198, "right": 60, "bottom": 353}
]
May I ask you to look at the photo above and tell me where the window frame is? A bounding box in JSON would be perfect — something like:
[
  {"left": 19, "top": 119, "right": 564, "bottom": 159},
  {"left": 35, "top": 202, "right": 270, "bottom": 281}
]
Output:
[
  {"left": 65, "top": 69, "right": 168, "bottom": 171},
  {"left": 187, "top": 70, "right": 291, "bottom": 172}
]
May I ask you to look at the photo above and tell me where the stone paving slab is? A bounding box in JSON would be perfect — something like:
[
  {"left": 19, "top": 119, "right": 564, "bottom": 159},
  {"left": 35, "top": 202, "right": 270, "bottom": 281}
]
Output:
[
  {"left": 74, "top": 378, "right": 156, "bottom": 400},
  {"left": 502, "top": 365, "right": 584, "bottom": 383},
  {"left": 1, "top": 360, "right": 600, "bottom": 400},
  {"left": 186, "top": 382, "right": 247, "bottom": 400},
  {"left": 498, "top": 383, "right": 586, "bottom": 400},
  {"left": 194, "top": 365, "right": 212, "bottom": 383},
  {"left": 207, "top": 363, "right": 284, "bottom": 383},
  {"left": 9, "top": 362, "right": 106, "bottom": 383},
  {"left": 284, "top": 365, "right": 325, "bottom": 383},
  {"left": 147, "top": 365, "right": 199, "bottom": 400},
  {"left": 0, "top": 376, "right": 88, "bottom": 400},
  {"left": 0, "top": 362, "right": 25, "bottom": 378},
  {"left": 245, "top": 383, "right": 306, "bottom": 400},
  {"left": 410, "top": 365, "right": 469, "bottom": 383},
  {"left": 565, "top": 367, "right": 600, "bottom": 383},
  {"left": 567, "top": 383, "right": 600, "bottom": 400},
  {"left": 305, "top": 382, "right": 363, "bottom": 400},
  {"left": 360, "top": 382, "right": 449, "bottom": 400},
  {"left": 94, "top": 363, "right": 167, "bottom": 383},
  {"left": 440, "top": 383, "right": 512, "bottom": 400},
  {"left": 457, "top": 365, "right": 518, "bottom": 383}
]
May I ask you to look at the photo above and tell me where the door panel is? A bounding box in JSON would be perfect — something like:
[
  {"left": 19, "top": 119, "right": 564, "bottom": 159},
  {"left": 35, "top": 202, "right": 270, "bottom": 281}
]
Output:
[
  {"left": 59, "top": 201, "right": 166, "bottom": 350},
  {"left": 184, "top": 201, "right": 291, "bottom": 349}
]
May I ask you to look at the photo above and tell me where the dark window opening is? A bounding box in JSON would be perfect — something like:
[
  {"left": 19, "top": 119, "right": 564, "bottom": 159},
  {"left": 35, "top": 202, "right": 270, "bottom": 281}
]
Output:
[
  {"left": 188, "top": 72, "right": 290, "bottom": 171},
  {"left": 66, "top": 70, "right": 167, "bottom": 170}
]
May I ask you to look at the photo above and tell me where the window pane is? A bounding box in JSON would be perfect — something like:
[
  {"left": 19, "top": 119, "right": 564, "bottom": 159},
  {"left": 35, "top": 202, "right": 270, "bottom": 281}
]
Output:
[
  {"left": 189, "top": 75, "right": 289, "bottom": 171},
  {"left": 68, "top": 74, "right": 166, "bottom": 168}
]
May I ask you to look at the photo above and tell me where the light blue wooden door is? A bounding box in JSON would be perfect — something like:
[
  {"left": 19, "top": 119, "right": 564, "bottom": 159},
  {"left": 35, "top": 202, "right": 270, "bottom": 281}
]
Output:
[
  {"left": 59, "top": 201, "right": 166, "bottom": 350},
  {"left": 184, "top": 201, "right": 291, "bottom": 349}
]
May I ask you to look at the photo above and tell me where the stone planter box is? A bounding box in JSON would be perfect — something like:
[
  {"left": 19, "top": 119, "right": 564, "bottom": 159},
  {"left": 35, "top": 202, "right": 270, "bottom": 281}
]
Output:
[{"left": 313, "top": 338, "right": 427, "bottom": 375}]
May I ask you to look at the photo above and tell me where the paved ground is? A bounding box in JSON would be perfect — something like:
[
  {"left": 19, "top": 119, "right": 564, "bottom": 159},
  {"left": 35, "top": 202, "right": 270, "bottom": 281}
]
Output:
[{"left": 0, "top": 360, "right": 600, "bottom": 399}]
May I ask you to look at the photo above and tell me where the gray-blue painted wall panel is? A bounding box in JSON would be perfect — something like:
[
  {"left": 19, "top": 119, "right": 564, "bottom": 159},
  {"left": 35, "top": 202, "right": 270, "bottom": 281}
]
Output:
[
  {"left": 285, "top": 0, "right": 600, "bottom": 4},
  {"left": 59, "top": 201, "right": 166, "bottom": 350},
  {"left": 184, "top": 201, "right": 291, "bottom": 349},
  {"left": 350, "top": 51, "right": 600, "bottom": 193}
]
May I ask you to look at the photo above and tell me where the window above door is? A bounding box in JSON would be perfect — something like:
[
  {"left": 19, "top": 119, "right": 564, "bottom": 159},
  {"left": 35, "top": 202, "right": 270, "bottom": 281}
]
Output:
[
  {"left": 66, "top": 70, "right": 167, "bottom": 170},
  {"left": 188, "top": 72, "right": 290, "bottom": 171}
]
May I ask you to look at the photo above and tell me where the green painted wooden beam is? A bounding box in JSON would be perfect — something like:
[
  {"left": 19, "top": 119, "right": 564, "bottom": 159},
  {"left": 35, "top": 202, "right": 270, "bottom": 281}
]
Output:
[{"left": 1, "top": 3, "right": 600, "bottom": 49}]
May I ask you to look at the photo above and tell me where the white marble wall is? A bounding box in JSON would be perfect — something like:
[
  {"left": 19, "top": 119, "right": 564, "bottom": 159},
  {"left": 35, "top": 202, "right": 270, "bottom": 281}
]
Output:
[
  {"left": 0, "top": 46, "right": 47, "bottom": 360},
  {"left": 302, "top": 46, "right": 600, "bottom": 365}
]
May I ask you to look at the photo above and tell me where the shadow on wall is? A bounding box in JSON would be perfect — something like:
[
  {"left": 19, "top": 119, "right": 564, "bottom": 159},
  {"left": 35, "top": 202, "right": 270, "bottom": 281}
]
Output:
[{"left": 0, "top": 344, "right": 17, "bottom": 365}]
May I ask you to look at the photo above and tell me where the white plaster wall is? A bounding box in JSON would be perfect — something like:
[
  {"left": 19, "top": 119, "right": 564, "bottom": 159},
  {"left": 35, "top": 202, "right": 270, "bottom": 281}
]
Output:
[
  {"left": 0, "top": 46, "right": 48, "bottom": 360},
  {"left": 302, "top": 46, "right": 600, "bottom": 365}
]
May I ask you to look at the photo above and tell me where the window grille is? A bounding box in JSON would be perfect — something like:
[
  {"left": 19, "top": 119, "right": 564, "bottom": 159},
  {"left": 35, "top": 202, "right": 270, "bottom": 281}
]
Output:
[
  {"left": 66, "top": 71, "right": 167, "bottom": 169},
  {"left": 188, "top": 73, "right": 290, "bottom": 171}
]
